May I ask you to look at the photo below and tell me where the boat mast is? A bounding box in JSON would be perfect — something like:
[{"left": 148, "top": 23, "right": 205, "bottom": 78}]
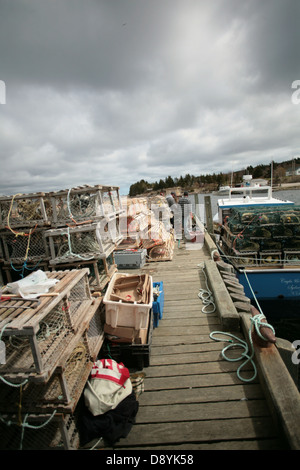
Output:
[{"left": 270, "top": 160, "right": 273, "bottom": 197}]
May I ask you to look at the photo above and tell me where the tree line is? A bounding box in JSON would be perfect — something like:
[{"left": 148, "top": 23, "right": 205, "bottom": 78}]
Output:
[{"left": 129, "top": 158, "right": 300, "bottom": 197}]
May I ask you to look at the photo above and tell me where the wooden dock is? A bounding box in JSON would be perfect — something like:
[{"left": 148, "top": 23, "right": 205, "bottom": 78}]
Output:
[{"left": 112, "top": 238, "right": 295, "bottom": 450}]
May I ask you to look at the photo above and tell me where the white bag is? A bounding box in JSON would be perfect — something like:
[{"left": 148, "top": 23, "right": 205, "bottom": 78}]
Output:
[
  {"left": 84, "top": 359, "right": 132, "bottom": 416},
  {"left": 6, "top": 270, "right": 59, "bottom": 299}
]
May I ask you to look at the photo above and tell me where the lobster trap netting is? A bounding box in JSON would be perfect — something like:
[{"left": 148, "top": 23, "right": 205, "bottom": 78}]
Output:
[
  {"left": 46, "top": 221, "right": 122, "bottom": 264},
  {"left": 0, "top": 194, "right": 52, "bottom": 229},
  {"left": 87, "top": 255, "right": 116, "bottom": 291},
  {"left": 84, "top": 299, "right": 104, "bottom": 356},
  {"left": 0, "top": 303, "right": 73, "bottom": 376},
  {"left": 102, "top": 189, "right": 122, "bottom": 215},
  {"left": 49, "top": 186, "right": 123, "bottom": 226},
  {"left": 1, "top": 228, "right": 49, "bottom": 264},
  {"left": 0, "top": 411, "right": 80, "bottom": 450},
  {"left": 0, "top": 272, "right": 92, "bottom": 376},
  {"left": 223, "top": 205, "right": 300, "bottom": 266},
  {"left": 51, "top": 189, "right": 104, "bottom": 225},
  {"left": 0, "top": 338, "right": 91, "bottom": 411}
]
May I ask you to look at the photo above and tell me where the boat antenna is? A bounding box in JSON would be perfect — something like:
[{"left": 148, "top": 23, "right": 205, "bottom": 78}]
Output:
[{"left": 270, "top": 160, "right": 273, "bottom": 195}]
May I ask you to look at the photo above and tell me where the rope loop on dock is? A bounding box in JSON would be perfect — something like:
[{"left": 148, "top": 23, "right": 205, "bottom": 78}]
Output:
[
  {"left": 197, "top": 262, "right": 216, "bottom": 313},
  {"left": 209, "top": 330, "right": 257, "bottom": 383},
  {"left": 250, "top": 313, "right": 275, "bottom": 342}
]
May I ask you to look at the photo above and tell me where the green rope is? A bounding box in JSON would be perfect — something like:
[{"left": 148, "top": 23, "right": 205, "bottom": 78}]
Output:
[
  {"left": 209, "top": 329, "right": 257, "bottom": 382},
  {"left": 210, "top": 313, "right": 275, "bottom": 383},
  {"left": 198, "top": 259, "right": 276, "bottom": 383}
]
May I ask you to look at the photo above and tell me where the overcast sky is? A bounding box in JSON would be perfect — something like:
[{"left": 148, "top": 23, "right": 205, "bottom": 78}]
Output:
[{"left": 0, "top": 0, "right": 300, "bottom": 196}]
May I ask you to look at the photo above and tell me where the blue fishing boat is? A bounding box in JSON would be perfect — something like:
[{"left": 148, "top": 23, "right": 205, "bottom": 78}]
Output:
[{"left": 214, "top": 181, "right": 300, "bottom": 313}]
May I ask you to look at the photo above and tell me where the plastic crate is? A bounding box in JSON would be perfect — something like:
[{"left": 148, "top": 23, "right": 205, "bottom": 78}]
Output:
[
  {"left": 102, "top": 310, "right": 153, "bottom": 370},
  {"left": 103, "top": 272, "right": 153, "bottom": 329},
  {"left": 152, "top": 281, "right": 164, "bottom": 328},
  {"left": 114, "top": 249, "right": 147, "bottom": 269}
]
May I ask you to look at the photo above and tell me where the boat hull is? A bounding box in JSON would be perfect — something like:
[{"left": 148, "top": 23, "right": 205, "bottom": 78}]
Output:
[{"left": 237, "top": 269, "right": 300, "bottom": 301}]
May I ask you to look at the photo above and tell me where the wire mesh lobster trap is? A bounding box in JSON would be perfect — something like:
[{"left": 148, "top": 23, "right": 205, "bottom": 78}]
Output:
[
  {"left": 0, "top": 192, "right": 52, "bottom": 229},
  {"left": 0, "top": 270, "right": 92, "bottom": 379},
  {"left": 48, "top": 185, "right": 124, "bottom": 226},
  {"left": 0, "top": 298, "right": 104, "bottom": 450},
  {"left": 222, "top": 205, "right": 300, "bottom": 268},
  {"left": 0, "top": 411, "right": 80, "bottom": 450},
  {"left": 49, "top": 255, "right": 117, "bottom": 293},
  {"left": 0, "top": 301, "right": 103, "bottom": 413},
  {"left": 141, "top": 222, "right": 175, "bottom": 262},
  {"left": 45, "top": 220, "right": 123, "bottom": 265},
  {"left": 0, "top": 337, "right": 91, "bottom": 413},
  {"left": 0, "top": 226, "right": 50, "bottom": 265}
]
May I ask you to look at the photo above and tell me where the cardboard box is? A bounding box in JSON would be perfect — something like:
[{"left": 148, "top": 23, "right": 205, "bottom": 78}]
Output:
[{"left": 104, "top": 315, "right": 149, "bottom": 344}]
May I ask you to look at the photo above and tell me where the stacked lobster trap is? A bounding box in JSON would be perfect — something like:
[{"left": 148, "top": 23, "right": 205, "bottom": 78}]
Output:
[
  {"left": 0, "top": 192, "right": 52, "bottom": 282},
  {"left": 221, "top": 205, "right": 300, "bottom": 267},
  {"left": 0, "top": 185, "right": 124, "bottom": 293},
  {"left": 117, "top": 195, "right": 175, "bottom": 262},
  {"left": 0, "top": 268, "right": 105, "bottom": 450}
]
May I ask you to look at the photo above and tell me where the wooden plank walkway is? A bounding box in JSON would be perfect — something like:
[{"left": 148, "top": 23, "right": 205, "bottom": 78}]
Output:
[{"left": 114, "top": 240, "right": 289, "bottom": 450}]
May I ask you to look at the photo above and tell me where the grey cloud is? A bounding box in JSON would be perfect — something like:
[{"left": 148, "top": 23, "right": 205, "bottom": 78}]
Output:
[{"left": 0, "top": 0, "right": 299, "bottom": 197}]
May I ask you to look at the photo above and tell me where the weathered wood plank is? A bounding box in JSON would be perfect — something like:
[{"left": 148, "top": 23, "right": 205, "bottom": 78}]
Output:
[
  {"left": 113, "top": 240, "right": 287, "bottom": 450},
  {"left": 151, "top": 334, "right": 225, "bottom": 345},
  {"left": 144, "top": 370, "right": 257, "bottom": 390},
  {"left": 115, "top": 439, "right": 286, "bottom": 450},
  {"left": 150, "top": 340, "right": 230, "bottom": 356},
  {"left": 135, "top": 399, "right": 270, "bottom": 423},
  {"left": 114, "top": 417, "right": 278, "bottom": 447},
  {"left": 139, "top": 383, "right": 264, "bottom": 406},
  {"left": 150, "top": 348, "right": 246, "bottom": 366}
]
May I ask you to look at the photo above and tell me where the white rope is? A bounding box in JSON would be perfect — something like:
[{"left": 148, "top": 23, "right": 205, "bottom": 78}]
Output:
[
  {"left": 197, "top": 262, "right": 216, "bottom": 313},
  {"left": 242, "top": 270, "right": 264, "bottom": 314}
]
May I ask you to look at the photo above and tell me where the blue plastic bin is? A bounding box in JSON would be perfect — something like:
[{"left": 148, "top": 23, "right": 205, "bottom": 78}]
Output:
[{"left": 152, "top": 281, "right": 164, "bottom": 328}]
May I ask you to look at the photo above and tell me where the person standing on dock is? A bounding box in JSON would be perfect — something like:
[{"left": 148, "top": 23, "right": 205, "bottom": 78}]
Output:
[
  {"left": 166, "top": 192, "right": 177, "bottom": 229},
  {"left": 178, "top": 191, "right": 192, "bottom": 237}
]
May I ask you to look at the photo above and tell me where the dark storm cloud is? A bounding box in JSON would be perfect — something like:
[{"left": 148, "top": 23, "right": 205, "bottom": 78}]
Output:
[{"left": 0, "top": 0, "right": 299, "bottom": 196}]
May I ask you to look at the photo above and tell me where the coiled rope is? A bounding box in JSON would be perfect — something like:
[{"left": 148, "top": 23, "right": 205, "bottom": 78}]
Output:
[
  {"left": 197, "top": 262, "right": 216, "bottom": 313},
  {"left": 198, "top": 256, "right": 276, "bottom": 383}
]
